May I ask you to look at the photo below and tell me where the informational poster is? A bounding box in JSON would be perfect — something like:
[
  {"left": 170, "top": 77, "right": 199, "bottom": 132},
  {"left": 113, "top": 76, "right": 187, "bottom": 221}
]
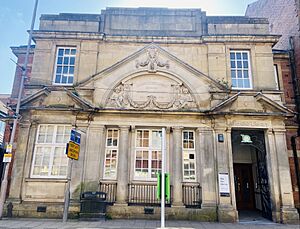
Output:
[{"left": 218, "top": 173, "right": 230, "bottom": 197}]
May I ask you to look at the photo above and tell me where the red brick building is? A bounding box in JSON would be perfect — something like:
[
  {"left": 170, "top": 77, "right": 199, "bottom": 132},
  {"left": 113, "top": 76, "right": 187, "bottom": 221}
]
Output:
[
  {"left": 0, "top": 45, "right": 35, "bottom": 193},
  {"left": 246, "top": 0, "right": 300, "bottom": 210}
]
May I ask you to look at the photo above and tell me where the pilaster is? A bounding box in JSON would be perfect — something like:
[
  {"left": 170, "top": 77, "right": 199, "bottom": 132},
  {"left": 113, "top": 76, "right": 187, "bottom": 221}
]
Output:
[
  {"left": 9, "top": 121, "right": 33, "bottom": 201},
  {"left": 197, "top": 127, "right": 217, "bottom": 208},
  {"left": 171, "top": 126, "right": 183, "bottom": 206},
  {"left": 83, "top": 124, "right": 105, "bottom": 191},
  {"left": 273, "top": 129, "right": 299, "bottom": 223},
  {"left": 116, "top": 126, "right": 130, "bottom": 204},
  {"left": 215, "top": 128, "right": 236, "bottom": 223}
]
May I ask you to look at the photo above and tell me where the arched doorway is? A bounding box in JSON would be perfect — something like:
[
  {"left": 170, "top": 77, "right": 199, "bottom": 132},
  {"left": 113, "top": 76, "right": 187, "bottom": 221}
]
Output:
[{"left": 231, "top": 130, "right": 272, "bottom": 221}]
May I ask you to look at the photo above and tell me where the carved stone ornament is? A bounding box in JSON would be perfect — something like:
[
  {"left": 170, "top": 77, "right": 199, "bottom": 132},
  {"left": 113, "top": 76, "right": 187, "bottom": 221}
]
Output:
[
  {"left": 106, "top": 82, "right": 198, "bottom": 110},
  {"left": 136, "top": 47, "right": 169, "bottom": 73}
]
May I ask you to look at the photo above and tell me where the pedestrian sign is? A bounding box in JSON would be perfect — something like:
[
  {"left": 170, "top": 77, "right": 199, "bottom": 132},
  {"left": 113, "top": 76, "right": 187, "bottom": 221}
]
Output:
[
  {"left": 66, "top": 141, "right": 80, "bottom": 160},
  {"left": 70, "top": 129, "right": 81, "bottom": 145}
]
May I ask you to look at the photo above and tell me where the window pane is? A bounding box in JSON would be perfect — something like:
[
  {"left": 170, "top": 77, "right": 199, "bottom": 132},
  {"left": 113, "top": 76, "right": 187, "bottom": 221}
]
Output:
[
  {"left": 231, "top": 70, "right": 236, "bottom": 78},
  {"left": 57, "top": 57, "right": 63, "bottom": 64},
  {"left": 243, "top": 61, "right": 248, "bottom": 68},
  {"left": 67, "top": 77, "right": 73, "bottom": 84},
  {"left": 230, "top": 61, "right": 235, "bottom": 68},
  {"left": 237, "top": 70, "right": 242, "bottom": 78},
  {"left": 152, "top": 131, "right": 161, "bottom": 149},
  {"left": 63, "top": 67, "right": 68, "bottom": 74},
  {"left": 244, "top": 70, "right": 249, "bottom": 78},
  {"left": 242, "top": 52, "right": 248, "bottom": 60},
  {"left": 63, "top": 57, "right": 69, "bottom": 65},
  {"left": 70, "top": 57, "right": 75, "bottom": 65},
  {"left": 244, "top": 79, "right": 250, "bottom": 88},
  {"left": 71, "top": 49, "right": 76, "bottom": 55},
  {"left": 58, "top": 49, "right": 64, "bottom": 56},
  {"left": 62, "top": 76, "right": 67, "bottom": 84},
  {"left": 232, "top": 79, "right": 237, "bottom": 88},
  {"left": 56, "top": 66, "right": 62, "bottom": 74},
  {"left": 237, "top": 61, "right": 242, "bottom": 68},
  {"left": 230, "top": 52, "right": 235, "bottom": 59},
  {"left": 236, "top": 53, "right": 241, "bottom": 59},
  {"left": 65, "top": 49, "right": 70, "bottom": 54},
  {"left": 237, "top": 79, "right": 243, "bottom": 88}
]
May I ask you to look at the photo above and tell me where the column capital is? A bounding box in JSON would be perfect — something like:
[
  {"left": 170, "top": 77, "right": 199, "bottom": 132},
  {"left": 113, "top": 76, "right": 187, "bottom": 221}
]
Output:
[
  {"left": 119, "top": 125, "right": 130, "bottom": 131},
  {"left": 196, "top": 127, "right": 213, "bottom": 133},
  {"left": 88, "top": 124, "right": 105, "bottom": 131},
  {"left": 272, "top": 128, "right": 286, "bottom": 134},
  {"left": 172, "top": 126, "right": 184, "bottom": 132}
]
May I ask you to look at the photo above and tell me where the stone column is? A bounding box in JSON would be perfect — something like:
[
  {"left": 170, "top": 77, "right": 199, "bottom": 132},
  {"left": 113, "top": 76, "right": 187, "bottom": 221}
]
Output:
[
  {"left": 215, "top": 128, "right": 236, "bottom": 223},
  {"left": 266, "top": 129, "right": 281, "bottom": 221},
  {"left": 9, "top": 121, "right": 33, "bottom": 201},
  {"left": 172, "top": 126, "right": 183, "bottom": 206},
  {"left": 197, "top": 128, "right": 217, "bottom": 208},
  {"left": 116, "top": 126, "right": 130, "bottom": 204},
  {"left": 83, "top": 125, "right": 105, "bottom": 191},
  {"left": 273, "top": 129, "right": 299, "bottom": 223}
]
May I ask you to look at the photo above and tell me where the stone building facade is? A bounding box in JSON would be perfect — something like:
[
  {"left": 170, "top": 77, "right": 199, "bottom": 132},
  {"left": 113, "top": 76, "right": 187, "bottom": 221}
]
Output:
[{"left": 6, "top": 8, "right": 299, "bottom": 223}]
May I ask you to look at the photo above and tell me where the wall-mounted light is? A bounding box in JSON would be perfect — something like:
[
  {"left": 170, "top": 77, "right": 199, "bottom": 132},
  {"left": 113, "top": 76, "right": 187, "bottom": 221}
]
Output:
[{"left": 218, "top": 134, "right": 224, "bottom": 142}]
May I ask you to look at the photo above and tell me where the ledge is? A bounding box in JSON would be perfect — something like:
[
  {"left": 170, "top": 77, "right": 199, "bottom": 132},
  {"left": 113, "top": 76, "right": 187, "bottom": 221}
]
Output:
[{"left": 25, "top": 178, "right": 67, "bottom": 183}]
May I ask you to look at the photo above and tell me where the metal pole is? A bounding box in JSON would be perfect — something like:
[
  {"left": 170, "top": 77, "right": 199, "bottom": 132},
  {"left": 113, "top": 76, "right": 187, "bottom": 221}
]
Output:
[
  {"left": 161, "top": 128, "right": 166, "bottom": 228},
  {"left": 0, "top": 0, "right": 38, "bottom": 218},
  {"left": 63, "top": 158, "right": 73, "bottom": 222}
]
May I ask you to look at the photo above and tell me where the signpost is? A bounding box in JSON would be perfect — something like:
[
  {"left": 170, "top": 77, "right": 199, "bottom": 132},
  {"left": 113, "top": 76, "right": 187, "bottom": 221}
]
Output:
[
  {"left": 160, "top": 128, "right": 166, "bottom": 228},
  {"left": 63, "top": 129, "right": 81, "bottom": 222}
]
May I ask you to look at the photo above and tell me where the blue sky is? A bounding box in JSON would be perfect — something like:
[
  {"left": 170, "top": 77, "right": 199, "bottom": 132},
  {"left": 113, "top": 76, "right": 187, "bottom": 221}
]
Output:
[{"left": 0, "top": 0, "right": 257, "bottom": 94}]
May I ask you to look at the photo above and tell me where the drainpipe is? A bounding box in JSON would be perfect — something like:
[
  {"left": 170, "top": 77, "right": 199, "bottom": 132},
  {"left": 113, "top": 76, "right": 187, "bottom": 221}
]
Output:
[{"left": 289, "top": 36, "right": 300, "bottom": 212}]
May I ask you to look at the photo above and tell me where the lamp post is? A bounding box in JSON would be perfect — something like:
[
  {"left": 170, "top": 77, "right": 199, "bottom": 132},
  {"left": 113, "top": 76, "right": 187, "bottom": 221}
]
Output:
[{"left": 0, "top": 0, "right": 39, "bottom": 218}]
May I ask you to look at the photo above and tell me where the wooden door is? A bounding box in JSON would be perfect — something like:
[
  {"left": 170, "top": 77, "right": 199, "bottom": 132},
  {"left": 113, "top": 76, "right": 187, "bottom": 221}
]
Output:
[{"left": 234, "top": 163, "right": 255, "bottom": 210}]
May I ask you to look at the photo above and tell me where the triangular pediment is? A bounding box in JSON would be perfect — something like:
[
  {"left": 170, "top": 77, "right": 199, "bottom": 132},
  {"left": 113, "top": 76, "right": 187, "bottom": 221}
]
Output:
[
  {"left": 76, "top": 44, "right": 228, "bottom": 111},
  {"left": 19, "top": 87, "right": 94, "bottom": 110},
  {"left": 211, "top": 92, "right": 294, "bottom": 116}
]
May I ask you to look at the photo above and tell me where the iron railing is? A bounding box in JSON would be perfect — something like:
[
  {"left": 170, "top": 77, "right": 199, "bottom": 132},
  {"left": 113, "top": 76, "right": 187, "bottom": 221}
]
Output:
[
  {"left": 99, "top": 181, "right": 117, "bottom": 205},
  {"left": 182, "top": 183, "right": 202, "bottom": 208},
  {"left": 128, "top": 183, "right": 172, "bottom": 206}
]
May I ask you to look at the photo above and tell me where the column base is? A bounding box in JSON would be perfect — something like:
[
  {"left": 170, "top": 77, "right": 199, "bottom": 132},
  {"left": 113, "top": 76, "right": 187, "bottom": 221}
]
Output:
[
  {"left": 280, "top": 206, "right": 299, "bottom": 224},
  {"left": 217, "top": 205, "right": 237, "bottom": 223}
]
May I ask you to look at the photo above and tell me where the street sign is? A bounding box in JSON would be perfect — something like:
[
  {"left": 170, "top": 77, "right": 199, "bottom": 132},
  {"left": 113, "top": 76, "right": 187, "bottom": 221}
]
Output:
[
  {"left": 3, "top": 154, "right": 12, "bottom": 163},
  {"left": 70, "top": 129, "right": 81, "bottom": 145},
  {"left": 6, "top": 144, "right": 12, "bottom": 153},
  {"left": 66, "top": 141, "right": 80, "bottom": 160}
]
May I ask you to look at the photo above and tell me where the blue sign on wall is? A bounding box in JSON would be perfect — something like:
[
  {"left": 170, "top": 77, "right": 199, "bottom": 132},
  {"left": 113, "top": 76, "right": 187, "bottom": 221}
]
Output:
[{"left": 70, "top": 129, "right": 81, "bottom": 145}]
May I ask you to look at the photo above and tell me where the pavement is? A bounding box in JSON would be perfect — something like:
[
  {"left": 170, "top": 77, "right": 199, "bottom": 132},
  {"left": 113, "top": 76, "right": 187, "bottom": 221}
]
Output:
[{"left": 0, "top": 218, "right": 298, "bottom": 229}]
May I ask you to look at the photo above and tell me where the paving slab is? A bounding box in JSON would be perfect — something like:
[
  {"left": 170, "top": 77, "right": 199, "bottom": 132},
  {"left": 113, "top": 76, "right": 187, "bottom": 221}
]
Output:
[{"left": 0, "top": 218, "right": 298, "bottom": 229}]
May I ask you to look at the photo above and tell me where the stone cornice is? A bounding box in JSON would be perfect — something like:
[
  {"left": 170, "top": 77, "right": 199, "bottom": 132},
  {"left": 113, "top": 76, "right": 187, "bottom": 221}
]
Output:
[{"left": 32, "top": 31, "right": 280, "bottom": 44}]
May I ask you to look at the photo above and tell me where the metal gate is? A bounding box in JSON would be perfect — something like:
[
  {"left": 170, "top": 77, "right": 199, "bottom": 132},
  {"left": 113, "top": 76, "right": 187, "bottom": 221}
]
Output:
[
  {"left": 232, "top": 130, "right": 272, "bottom": 220},
  {"left": 252, "top": 131, "right": 272, "bottom": 220}
]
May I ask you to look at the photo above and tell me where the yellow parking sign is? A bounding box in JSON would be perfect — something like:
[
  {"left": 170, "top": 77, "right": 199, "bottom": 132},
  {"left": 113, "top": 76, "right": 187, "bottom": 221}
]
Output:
[{"left": 67, "top": 141, "right": 80, "bottom": 160}]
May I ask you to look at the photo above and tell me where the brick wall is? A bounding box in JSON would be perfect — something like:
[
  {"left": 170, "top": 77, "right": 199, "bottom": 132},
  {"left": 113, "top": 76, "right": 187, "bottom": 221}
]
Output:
[{"left": 246, "top": 0, "right": 299, "bottom": 50}]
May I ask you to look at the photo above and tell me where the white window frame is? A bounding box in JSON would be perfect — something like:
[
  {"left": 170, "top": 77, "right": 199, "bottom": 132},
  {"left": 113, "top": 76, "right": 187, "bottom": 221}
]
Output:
[
  {"left": 134, "top": 129, "right": 162, "bottom": 181},
  {"left": 53, "top": 47, "right": 76, "bottom": 86},
  {"left": 103, "top": 129, "right": 119, "bottom": 180},
  {"left": 182, "top": 130, "right": 196, "bottom": 182},
  {"left": 230, "top": 50, "right": 253, "bottom": 90},
  {"left": 30, "top": 124, "right": 71, "bottom": 178}
]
